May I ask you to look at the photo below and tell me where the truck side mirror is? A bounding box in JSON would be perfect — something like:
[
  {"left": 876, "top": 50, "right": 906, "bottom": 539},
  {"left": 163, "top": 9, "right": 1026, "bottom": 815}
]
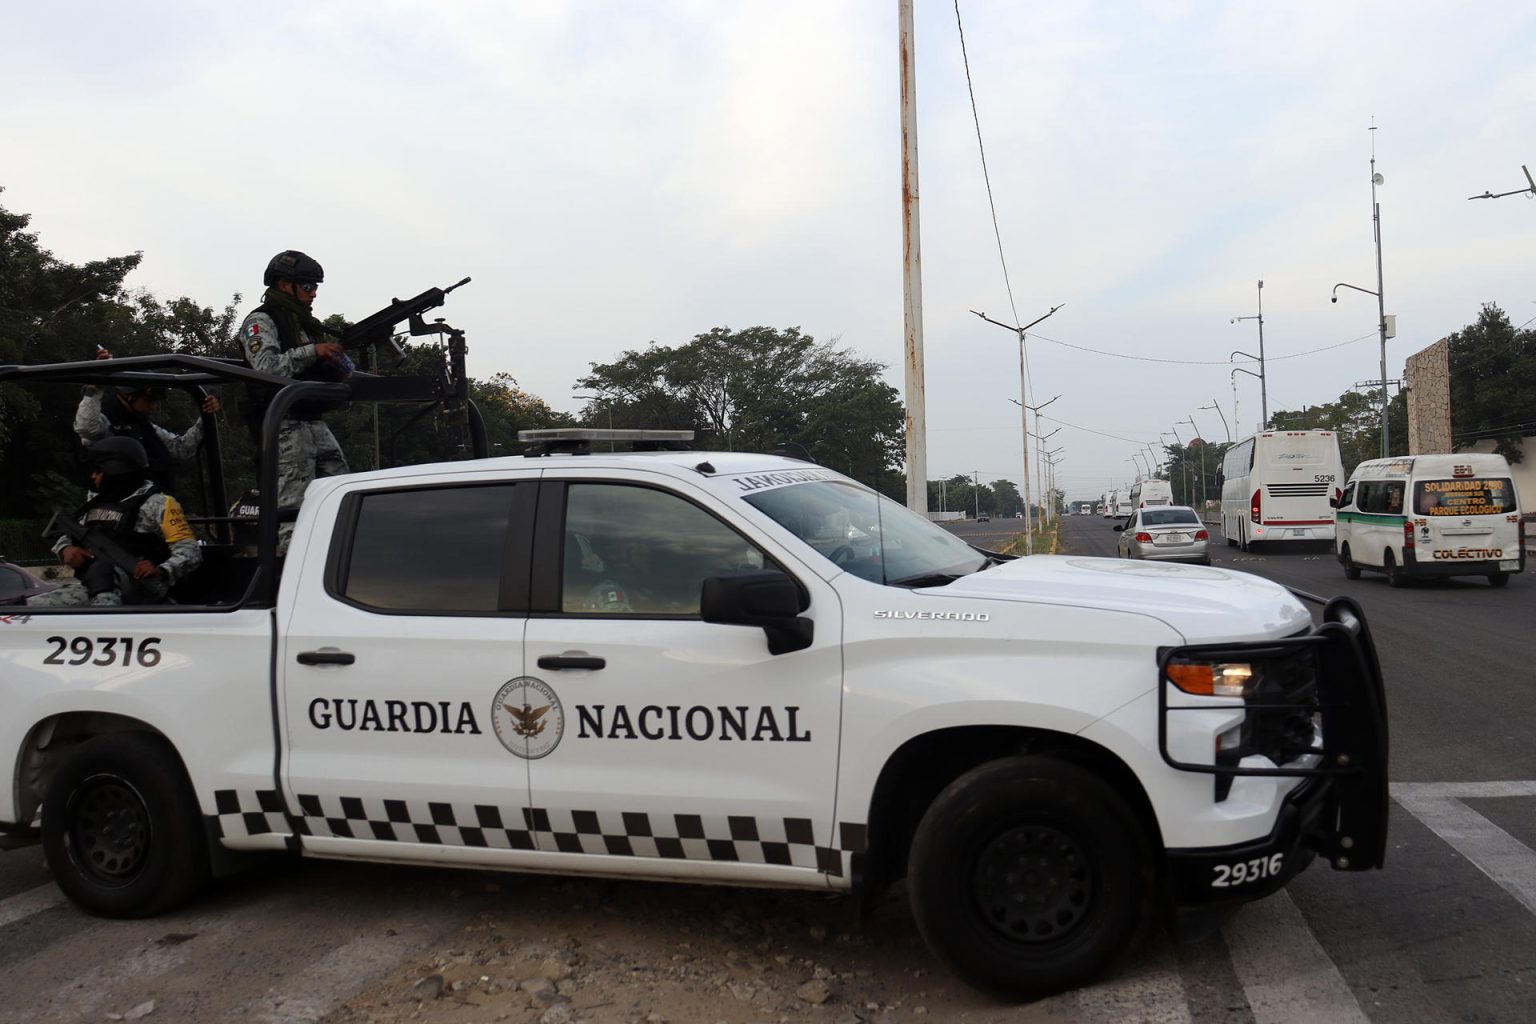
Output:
[
  {"left": 1328, "top": 496, "right": 1339, "bottom": 509},
  {"left": 700, "top": 570, "right": 813, "bottom": 655}
]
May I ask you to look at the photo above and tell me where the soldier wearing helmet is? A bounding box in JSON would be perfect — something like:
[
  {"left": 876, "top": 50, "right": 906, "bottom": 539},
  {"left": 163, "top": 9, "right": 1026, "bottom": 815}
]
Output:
[
  {"left": 73, "top": 345, "right": 221, "bottom": 490},
  {"left": 238, "top": 249, "right": 351, "bottom": 552},
  {"left": 30, "top": 437, "right": 203, "bottom": 607}
]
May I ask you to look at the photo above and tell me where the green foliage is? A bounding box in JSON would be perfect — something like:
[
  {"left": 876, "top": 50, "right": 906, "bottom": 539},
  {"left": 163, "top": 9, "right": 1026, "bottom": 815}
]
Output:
[
  {"left": 1445, "top": 303, "right": 1536, "bottom": 462},
  {"left": 1159, "top": 440, "right": 1230, "bottom": 507},
  {"left": 927, "top": 473, "right": 1051, "bottom": 518},
  {"left": 0, "top": 518, "right": 52, "bottom": 562},
  {"left": 577, "top": 326, "right": 905, "bottom": 489}
]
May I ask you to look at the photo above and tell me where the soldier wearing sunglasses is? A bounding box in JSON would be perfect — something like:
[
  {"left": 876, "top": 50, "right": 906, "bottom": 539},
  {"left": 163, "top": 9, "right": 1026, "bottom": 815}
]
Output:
[{"left": 238, "top": 249, "right": 351, "bottom": 552}]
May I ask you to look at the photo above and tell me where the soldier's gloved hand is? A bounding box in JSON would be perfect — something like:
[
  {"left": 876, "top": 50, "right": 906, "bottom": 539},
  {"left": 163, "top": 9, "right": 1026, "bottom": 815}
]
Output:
[
  {"left": 201, "top": 395, "right": 222, "bottom": 414},
  {"left": 62, "top": 546, "right": 92, "bottom": 569},
  {"left": 132, "top": 559, "right": 161, "bottom": 581},
  {"left": 314, "top": 342, "right": 345, "bottom": 362}
]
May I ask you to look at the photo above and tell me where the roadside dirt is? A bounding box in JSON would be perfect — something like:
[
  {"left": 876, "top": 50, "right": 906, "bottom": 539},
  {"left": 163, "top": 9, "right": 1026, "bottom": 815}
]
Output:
[{"left": 322, "top": 871, "right": 1094, "bottom": 1024}]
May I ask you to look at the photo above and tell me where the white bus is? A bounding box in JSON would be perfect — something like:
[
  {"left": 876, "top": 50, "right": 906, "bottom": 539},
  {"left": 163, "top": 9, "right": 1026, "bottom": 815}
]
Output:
[
  {"left": 1101, "top": 492, "right": 1116, "bottom": 518},
  {"left": 1127, "top": 478, "right": 1172, "bottom": 512},
  {"left": 1219, "top": 429, "right": 1344, "bottom": 551}
]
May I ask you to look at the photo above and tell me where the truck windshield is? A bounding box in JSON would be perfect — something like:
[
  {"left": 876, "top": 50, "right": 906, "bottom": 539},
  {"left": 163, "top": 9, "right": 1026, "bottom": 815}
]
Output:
[
  {"left": 743, "top": 480, "right": 988, "bottom": 585},
  {"left": 1414, "top": 478, "right": 1518, "bottom": 516}
]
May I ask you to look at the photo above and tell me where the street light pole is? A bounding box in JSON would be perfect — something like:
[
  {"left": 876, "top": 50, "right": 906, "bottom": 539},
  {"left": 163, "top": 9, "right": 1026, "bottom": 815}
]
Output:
[
  {"left": 1230, "top": 280, "right": 1267, "bottom": 427},
  {"left": 976, "top": 305, "right": 1063, "bottom": 556},
  {"left": 1331, "top": 124, "right": 1393, "bottom": 459},
  {"left": 1164, "top": 430, "right": 1188, "bottom": 505},
  {"left": 1182, "top": 416, "right": 1204, "bottom": 508},
  {"left": 1199, "top": 401, "right": 1230, "bottom": 443}
]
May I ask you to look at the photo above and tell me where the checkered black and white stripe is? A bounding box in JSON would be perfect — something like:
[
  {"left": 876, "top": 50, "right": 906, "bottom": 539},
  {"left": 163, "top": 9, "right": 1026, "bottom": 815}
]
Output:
[
  {"left": 211, "top": 789, "right": 868, "bottom": 876},
  {"left": 294, "top": 793, "right": 537, "bottom": 850},
  {"left": 213, "top": 789, "right": 289, "bottom": 838}
]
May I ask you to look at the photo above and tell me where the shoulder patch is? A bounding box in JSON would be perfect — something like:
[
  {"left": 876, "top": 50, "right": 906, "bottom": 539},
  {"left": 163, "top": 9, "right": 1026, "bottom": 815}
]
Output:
[
  {"left": 248, "top": 322, "right": 262, "bottom": 337},
  {"left": 249, "top": 338, "right": 262, "bottom": 354},
  {"left": 160, "top": 497, "right": 194, "bottom": 544}
]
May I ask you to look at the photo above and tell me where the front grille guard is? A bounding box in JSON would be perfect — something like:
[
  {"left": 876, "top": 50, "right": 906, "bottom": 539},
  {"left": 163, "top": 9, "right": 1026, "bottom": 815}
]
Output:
[{"left": 1157, "top": 594, "right": 1389, "bottom": 870}]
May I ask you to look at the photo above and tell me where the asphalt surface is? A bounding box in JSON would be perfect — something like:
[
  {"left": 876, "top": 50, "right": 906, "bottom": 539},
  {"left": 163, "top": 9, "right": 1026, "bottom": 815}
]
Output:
[{"left": 2, "top": 519, "right": 1531, "bottom": 1022}]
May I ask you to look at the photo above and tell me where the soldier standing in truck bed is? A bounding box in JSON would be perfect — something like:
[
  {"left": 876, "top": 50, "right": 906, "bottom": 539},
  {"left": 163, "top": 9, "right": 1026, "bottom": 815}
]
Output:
[
  {"left": 238, "top": 250, "right": 351, "bottom": 553},
  {"left": 74, "top": 347, "right": 222, "bottom": 491}
]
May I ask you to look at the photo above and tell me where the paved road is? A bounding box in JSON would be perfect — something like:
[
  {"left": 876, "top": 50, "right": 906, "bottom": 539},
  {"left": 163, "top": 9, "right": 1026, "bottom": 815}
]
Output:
[
  {"left": 3, "top": 520, "right": 1532, "bottom": 1022},
  {"left": 1044, "top": 512, "right": 1536, "bottom": 1024}
]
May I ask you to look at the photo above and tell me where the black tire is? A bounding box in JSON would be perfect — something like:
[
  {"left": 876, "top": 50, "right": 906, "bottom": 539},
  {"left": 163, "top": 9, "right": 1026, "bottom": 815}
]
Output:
[
  {"left": 1237, "top": 523, "right": 1249, "bottom": 553},
  {"left": 1383, "top": 549, "right": 1406, "bottom": 588},
  {"left": 1340, "top": 544, "right": 1361, "bottom": 580},
  {"left": 907, "top": 756, "right": 1149, "bottom": 999},
  {"left": 41, "top": 733, "right": 209, "bottom": 918},
  {"left": 1489, "top": 573, "right": 1511, "bottom": 588}
]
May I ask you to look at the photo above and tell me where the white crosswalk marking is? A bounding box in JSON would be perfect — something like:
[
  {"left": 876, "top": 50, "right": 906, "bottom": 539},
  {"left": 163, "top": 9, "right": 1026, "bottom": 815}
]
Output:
[
  {"left": 0, "top": 883, "right": 64, "bottom": 928},
  {"left": 1224, "top": 890, "right": 1370, "bottom": 1024},
  {"left": 1391, "top": 780, "right": 1536, "bottom": 917}
]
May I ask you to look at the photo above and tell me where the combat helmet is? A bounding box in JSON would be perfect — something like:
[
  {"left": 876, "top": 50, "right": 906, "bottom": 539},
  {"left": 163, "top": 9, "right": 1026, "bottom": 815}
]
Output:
[{"left": 263, "top": 250, "right": 325, "bottom": 287}]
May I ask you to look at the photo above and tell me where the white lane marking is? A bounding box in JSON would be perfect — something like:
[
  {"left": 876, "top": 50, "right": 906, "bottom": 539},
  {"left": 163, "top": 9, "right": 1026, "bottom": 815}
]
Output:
[
  {"left": 1224, "top": 890, "right": 1369, "bottom": 1024},
  {"left": 1391, "top": 781, "right": 1536, "bottom": 917},
  {"left": 244, "top": 910, "right": 466, "bottom": 1023},
  {"left": 0, "top": 883, "right": 64, "bottom": 928},
  {"left": 1075, "top": 943, "right": 1193, "bottom": 1023}
]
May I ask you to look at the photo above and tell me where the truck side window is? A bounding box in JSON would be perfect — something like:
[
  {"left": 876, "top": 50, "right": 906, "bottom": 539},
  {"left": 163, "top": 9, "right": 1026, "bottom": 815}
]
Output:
[
  {"left": 1339, "top": 482, "right": 1355, "bottom": 508},
  {"left": 562, "top": 484, "right": 768, "bottom": 616},
  {"left": 340, "top": 485, "right": 518, "bottom": 613}
]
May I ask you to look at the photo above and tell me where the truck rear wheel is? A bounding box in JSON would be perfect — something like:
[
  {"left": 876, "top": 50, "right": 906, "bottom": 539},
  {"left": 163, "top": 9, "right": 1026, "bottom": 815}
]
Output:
[
  {"left": 907, "top": 756, "right": 1148, "bottom": 999},
  {"left": 1489, "top": 573, "right": 1511, "bottom": 588},
  {"left": 41, "top": 733, "right": 209, "bottom": 918}
]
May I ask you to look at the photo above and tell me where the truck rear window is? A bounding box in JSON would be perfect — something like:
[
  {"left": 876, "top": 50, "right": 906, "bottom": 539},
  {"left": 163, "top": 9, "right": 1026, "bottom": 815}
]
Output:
[{"left": 1414, "top": 478, "right": 1517, "bottom": 516}]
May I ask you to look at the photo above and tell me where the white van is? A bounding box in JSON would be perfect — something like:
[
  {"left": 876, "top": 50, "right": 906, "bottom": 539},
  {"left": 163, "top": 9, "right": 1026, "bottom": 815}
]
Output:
[
  {"left": 1128, "top": 478, "right": 1172, "bottom": 511},
  {"left": 1333, "top": 453, "right": 1525, "bottom": 587}
]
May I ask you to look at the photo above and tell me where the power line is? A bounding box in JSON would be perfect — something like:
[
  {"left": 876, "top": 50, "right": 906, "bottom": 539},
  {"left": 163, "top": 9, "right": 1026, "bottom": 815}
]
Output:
[
  {"left": 953, "top": 0, "right": 1019, "bottom": 333},
  {"left": 1038, "top": 412, "right": 1157, "bottom": 446},
  {"left": 1025, "top": 330, "right": 1379, "bottom": 365}
]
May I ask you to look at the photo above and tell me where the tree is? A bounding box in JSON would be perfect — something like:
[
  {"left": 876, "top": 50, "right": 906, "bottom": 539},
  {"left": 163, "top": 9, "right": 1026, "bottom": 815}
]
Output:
[
  {"left": 1445, "top": 303, "right": 1536, "bottom": 462},
  {"left": 577, "top": 326, "right": 905, "bottom": 488},
  {"left": 1269, "top": 389, "right": 1408, "bottom": 475}
]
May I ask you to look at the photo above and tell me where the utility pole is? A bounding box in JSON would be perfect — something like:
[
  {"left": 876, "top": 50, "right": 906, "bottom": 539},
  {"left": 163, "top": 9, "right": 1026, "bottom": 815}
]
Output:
[
  {"left": 1230, "top": 280, "right": 1267, "bottom": 428},
  {"left": 973, "top": 304, "right": 1063, "bottom": 555},
  {"left": 898, "top": 0, "right": 928, "bottom": 514},
  {"left": 972, "top": 469, "right": 981, "bottom": 519}
]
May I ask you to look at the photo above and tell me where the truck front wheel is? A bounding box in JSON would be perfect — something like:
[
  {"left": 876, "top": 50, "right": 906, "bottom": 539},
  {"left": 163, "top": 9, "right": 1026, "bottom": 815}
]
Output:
[
  {"left": 41, "top": 733, "right": 209, "bottom": 918},
  {"left": 907, "top": 756, "right": 1148, "bottom": 999}
]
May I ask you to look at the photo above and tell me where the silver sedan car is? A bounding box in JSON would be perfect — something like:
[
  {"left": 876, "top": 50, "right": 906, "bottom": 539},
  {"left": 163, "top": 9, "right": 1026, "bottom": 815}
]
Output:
[{"left": 1114, "top": 506, "right": 1211, "bottom": 564}]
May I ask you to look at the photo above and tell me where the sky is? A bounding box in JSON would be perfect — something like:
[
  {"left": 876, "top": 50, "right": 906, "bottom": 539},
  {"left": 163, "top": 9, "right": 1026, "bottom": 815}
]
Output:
[{"left": 5, "top": 1, "right": 1535, "bottom": 504}]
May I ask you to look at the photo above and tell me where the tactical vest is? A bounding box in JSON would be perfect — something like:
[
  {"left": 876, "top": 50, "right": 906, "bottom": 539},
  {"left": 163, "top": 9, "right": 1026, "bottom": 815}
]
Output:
[
  {"left": 102, "top": 397, "right": 176, "bottom": 490},
  {"left": 240, "top": 303, "right": 344, "bottom": 428},
  {"left": 79, "top": 488, "right": 171, "bottom": 567}
]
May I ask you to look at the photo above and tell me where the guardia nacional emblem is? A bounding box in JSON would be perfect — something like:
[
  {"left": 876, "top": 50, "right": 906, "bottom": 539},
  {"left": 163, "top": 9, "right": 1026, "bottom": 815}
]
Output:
[{"left": 491, "top": 677, "right": 564, "bottom": 759}]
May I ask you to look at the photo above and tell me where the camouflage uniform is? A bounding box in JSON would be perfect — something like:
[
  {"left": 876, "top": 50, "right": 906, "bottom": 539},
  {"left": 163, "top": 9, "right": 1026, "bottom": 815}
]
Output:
[
  {"left": 238, "top": 308, "right": 349, "bottom": 552},
  {"left": 29, "top": 482, "right": 203, "bottom": 607},
  {"left": 74, "top": 389, "right": 205, "bottom": 490}
]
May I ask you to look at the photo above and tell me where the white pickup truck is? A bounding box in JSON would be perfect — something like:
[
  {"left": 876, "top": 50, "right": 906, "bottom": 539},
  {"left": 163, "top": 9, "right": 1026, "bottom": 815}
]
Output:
[{"left": 0, "top": 363, "right": 1389, "bottom": 999}]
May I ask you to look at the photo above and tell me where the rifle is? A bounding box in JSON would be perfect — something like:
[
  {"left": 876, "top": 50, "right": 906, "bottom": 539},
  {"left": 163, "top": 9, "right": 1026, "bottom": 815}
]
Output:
[
  {"left": 335, "top": 277, "right": 472, "bottom": 363},
  {"left": 43, "top": 512, "right": 169, "bottom": 601},
  {"left": 43, "top": 511, "right": 142, "bottom": 577}
]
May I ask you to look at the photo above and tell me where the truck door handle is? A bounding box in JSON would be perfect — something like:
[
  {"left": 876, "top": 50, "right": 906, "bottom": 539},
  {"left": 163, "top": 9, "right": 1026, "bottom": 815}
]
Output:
[
  {"left": 297, "top": 649, "right": 356, "bottom": 666},
  {"left": 536, "top": 655, "right": 606, "bottom": 671}
]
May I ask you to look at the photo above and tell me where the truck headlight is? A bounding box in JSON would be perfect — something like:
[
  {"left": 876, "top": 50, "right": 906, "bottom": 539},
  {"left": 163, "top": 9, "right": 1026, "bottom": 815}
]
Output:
[{"left": 1166, "top": 660, "right": 1255, "bottom": 698}]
